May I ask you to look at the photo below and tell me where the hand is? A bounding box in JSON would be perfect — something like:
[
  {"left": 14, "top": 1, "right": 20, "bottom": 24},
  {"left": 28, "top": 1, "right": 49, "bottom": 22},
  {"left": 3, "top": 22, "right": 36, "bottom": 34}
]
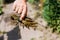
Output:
[{"left": 13, "top": 0, "right": 27, "bottom": 20}]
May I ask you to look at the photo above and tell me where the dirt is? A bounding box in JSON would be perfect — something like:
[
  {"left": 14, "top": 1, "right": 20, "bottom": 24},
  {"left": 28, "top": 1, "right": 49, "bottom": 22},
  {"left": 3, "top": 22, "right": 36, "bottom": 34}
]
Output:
[{"left": 0, "top": 2, "right": 60, "bottom": 40}]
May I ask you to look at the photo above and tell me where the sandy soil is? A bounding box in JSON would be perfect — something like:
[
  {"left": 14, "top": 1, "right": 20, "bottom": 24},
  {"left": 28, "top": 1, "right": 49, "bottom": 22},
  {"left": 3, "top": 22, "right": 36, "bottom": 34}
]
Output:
[{"left": 0, "top": 2, "right": 60, "bottom": 40}]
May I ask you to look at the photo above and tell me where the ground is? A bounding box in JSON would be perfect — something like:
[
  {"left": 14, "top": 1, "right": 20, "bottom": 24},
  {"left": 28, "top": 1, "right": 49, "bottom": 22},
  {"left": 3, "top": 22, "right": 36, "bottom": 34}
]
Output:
[{"left": 0, "top": 2, "right": 60, "bottom": 40}]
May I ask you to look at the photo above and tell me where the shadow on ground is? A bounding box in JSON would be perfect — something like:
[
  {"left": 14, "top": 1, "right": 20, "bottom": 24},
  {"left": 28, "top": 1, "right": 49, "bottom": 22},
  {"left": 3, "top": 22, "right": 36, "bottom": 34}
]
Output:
[{"left": 0, "top": 26, "right": 21, "bottom": 40}]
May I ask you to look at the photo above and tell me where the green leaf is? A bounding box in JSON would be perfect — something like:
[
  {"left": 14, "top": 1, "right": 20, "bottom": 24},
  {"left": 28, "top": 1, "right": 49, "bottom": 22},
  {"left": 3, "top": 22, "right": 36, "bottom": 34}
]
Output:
[{"left": 28, "top": 0, "right": 34, "bottom": 4}]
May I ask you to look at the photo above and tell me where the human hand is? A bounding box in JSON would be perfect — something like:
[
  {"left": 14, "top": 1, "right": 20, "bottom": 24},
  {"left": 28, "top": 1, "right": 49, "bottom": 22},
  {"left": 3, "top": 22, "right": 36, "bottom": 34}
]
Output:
[{"left": 13, "top": 0, "right": 27, "bottom": 20}]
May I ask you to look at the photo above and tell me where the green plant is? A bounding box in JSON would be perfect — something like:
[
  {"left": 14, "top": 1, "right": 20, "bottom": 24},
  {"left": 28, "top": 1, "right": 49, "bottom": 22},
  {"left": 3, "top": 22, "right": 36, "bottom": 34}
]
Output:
[
  {"left": 28, "top": 0, "right": 34, "bottom": 4},
  {"left": 31, "top": 38, "right": 35, "bottom": 40},
  {"left": 43, "top": 0, "right": 60, "bottom": 33},
  {"left": 28, "top": 0, "right": 40, "bottom": 4},
  {"left": 0, "top": 0, "right": 3, "bottom": 4},
  {"left": 0, "top": 7, "right": 3, "bottom": 15}
]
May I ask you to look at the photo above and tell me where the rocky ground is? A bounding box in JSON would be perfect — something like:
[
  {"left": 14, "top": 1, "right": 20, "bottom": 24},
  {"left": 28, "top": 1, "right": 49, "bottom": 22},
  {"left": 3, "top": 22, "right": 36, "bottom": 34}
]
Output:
[{"left": 0, "top": 2, "right": 60, "bottom": 40}]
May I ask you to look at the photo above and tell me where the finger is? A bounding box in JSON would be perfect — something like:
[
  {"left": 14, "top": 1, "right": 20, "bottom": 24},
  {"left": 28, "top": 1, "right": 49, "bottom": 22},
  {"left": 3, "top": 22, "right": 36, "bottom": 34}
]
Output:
[
  {"left": 15, "top": 6, "right": 19, "bottom": 13},
  {"left": 20, "top": 5, "right": 27, "bottom": 20},
  {"left": 18, "top": 6, "right": 23, "bottom": 14},
  {"left": 13, "top": 1, "right": 16, "bottom": 11}
]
